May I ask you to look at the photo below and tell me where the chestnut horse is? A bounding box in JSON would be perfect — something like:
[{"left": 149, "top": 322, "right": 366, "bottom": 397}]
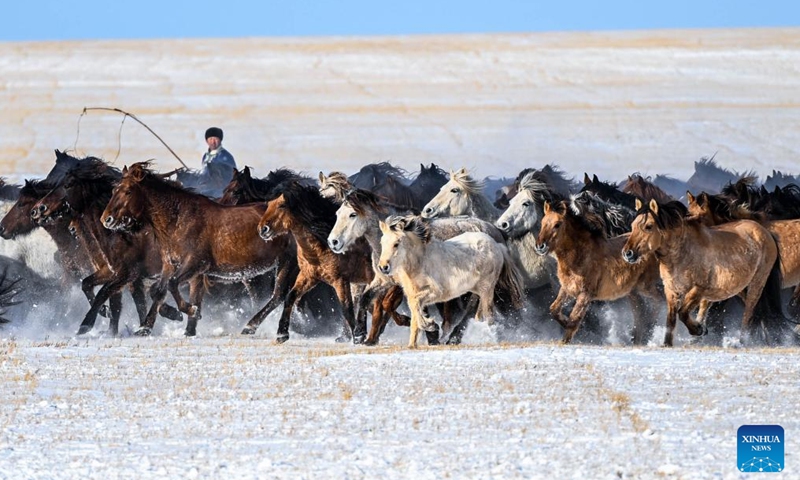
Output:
[
  {"left": 31, "top": 158, "right": 183, "bottom": 335},
  {"left": 535, "top": 201, "right": 662, "bottom": 344},
  {"left": 258, "top": 183, "right": 374, "bottom": 343},
  {"left": 622, "top": 199, "right": 782, "bottom": 346},
  {"left": 101, "top": 161, "right": 295, "bottom": 336}
]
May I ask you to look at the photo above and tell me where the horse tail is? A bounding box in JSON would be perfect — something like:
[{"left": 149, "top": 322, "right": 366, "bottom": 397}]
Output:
[
  {"left": 753, "top": 235, "right": 794, "bottom": 345},
  {"left": 493, "top": 243, "right": 525, "bottom": 312}
]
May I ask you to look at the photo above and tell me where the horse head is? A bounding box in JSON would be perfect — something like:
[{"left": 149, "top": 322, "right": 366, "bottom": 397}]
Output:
[
  {"left": 623, "top": 199, "right": 687, "bottom": 264},
  {"left": 378, "top": 215, "right": 428, "bottom": 276},
  {"left": 328, "top": 190, "right": 381, "bottom": 254},
  {"left": 496, "top": 171, "right": 553, "bottom": 238},
  {"left": 31, "top": 185, "right": 69, "bottom": 226},
  {"left": 422, "top": 167, "right": 475, "bottom": 218},
  {"left": 102, "top": 163, "right": 148, "bottom": 232},
  {"left": 0, "top": 180, "right": 51, "bottom": 239}
]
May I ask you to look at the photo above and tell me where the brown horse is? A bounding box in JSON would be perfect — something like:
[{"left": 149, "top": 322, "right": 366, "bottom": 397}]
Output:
[
  {"left": 688, "top": 191, "right": 800, "bottom": 319},
  {"left": 0, "top": 179, "right": 89, "bottom": 287},
  {"left": 31, "top": 158, "right": 183, "bottom": 335},
  {"left": 101, "top": 161, "right": 295, "bottom": 336},
  {"left": 621, "top": 174, "right": 675, "bottom": 204},
  {"left": 535, "top": 201, "right": 662, "bottom": 344},
  {"left": 258, "top": 182, "right": 374, "bottom": 344},
  {"left": 623, "top": 199, "right": 781, "bottom": 346}
]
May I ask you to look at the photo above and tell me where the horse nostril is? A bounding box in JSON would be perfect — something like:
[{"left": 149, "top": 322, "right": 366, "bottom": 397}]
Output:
[
  {"left": 331, "top": 239, "right": 338, "bottom": 246},
  {"left": 260, "top": 225, "right": 270, "bottom": 235},
  {"left": 500, "top": 221, "right": 509, "bottom": 230},
  {"left": 38, "top": 205, "right": 46, "bottom": 213},
  {"left": 104, "top": 215, "right": 114, "bottom": 226},
  {"left": 424, "top": 208, "right": 432, "bottom": 214}
]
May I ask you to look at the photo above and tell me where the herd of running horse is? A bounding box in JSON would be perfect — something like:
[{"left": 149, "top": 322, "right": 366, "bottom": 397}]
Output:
[{"left": 1, "top": 150, "right": 799, "bottom": 348}]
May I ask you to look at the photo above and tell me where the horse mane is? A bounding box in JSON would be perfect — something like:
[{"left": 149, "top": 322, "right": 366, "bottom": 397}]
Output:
[
  {"left": 413, "top": 163, "right": 447, "bottom": 180},
  {"left": 582, "top": 174, "right": 638, "bottom": 210},
  {"left": 552, "top": 199, "right": 607, "bottom": 238},
  {"left": 0, "top": 178, "right": 21, "bottom": 201},
  {"left": 21, "top": 179, "right": 58, "bottom": 198},
  {"left": 622, "top": 174, "right": 674, "bottom": 203},
  {"left": 386, "top": 214, "right": 431, "bottom": 243},
  {"left": 638, "top": 200, "right": 690, "bottom": 230},
  {"left": 349, "top": 162, "right": 409, "bottom": 189},
  {"left": 569, "top": 191, "right": 633, "bottom": 236},
  {"left": 227, "top": 166, "right": 307, "bottom": 203},
  {"left": 540, "top": 164, "right": 579, "bottom": 195},
  {"left": 280, "top": 182, "right": 340, "bottom": 244},
  {"left": 451, "top": 169, "right": 485, "bottom": 196},
  {"left": 519, "top": 171, "right": 558, "bottom": 202},
  {"left": 64, "top": 157, "right": 122, "bottom": 211},
  {"left": 344, "top": 188, "right": 389, "bottom": 216},
  {"left": 127, "top": 161, "right": 193, "bottom": 193},
  {"left": 695, "top": 155, "right": 757, "bottom": 182}
]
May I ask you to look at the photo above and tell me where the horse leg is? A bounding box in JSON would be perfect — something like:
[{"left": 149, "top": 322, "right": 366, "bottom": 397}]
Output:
[
  {"left": 80, "top": 272, "right": 110, "bottom": 319},
  {"left": 76, "top": 279, "right": 125, "bottom": 335},
  {"left": 676, "top": 288, "right": 707, "bottom": 337},
  {"left": 562, "top": 293, "right": 592, "bottom": 344},
  {"left": 548, "top": 288, "right": 571, "bottom": 329},
  {"left": 137, "top": 269, "right": 174, "bottom": 336},
  {"left": 332, "top": 280, "right": 364, "bottom": 344},
  {"left": 130, "top": 278, "right": 149, "bottom": 326},
  {"left": 628, "top": 292, "right": 654, "bottom": 345},
  {"left": 108, "top": 290, "right": 123, "bottom": 337},
  {"left": 275, "top": 275, "right": 317, "bottom": 344},
  {"left": 444, "top": 296, "right": 478, "bottom": 345},
  {"left": 663, "top": 291, "right": 680, "bottom": 347},
  {"left": 364, "top": 283, "right": 393, "bottom": 345},
  {"left": 407, "top": 299, "right": 424, "bottom": 348},
  {"left": 242, "top": 262, "right": 298, "bottom": 335},
  {"left": 184, "top": 276, "right": 206, "bottom": 337}
]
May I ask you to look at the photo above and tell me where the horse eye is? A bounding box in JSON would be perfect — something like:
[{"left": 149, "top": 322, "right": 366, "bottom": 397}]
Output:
[
  {"left": 644, "top": 224, "right": 653, "bottom": 231},
  {"left": 522, "top": 201, "right": 531, "bottom": 207},
  {"left": 555, "top": 221, "right": 562, "bottom": 229},
  {"left": 349, "top": 212, "right": 357, "bottom": 218},
  {"left": 450, "top": 188, "right": 460, "bottom": 194},
  {"left": 393, "top": 241, "right": 400, "bottom": 249}
]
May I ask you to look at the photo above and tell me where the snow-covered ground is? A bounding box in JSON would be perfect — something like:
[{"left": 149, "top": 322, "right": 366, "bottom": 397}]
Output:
[
  {"left": 1, "top": 337, "right": 797, "bottom": 479},
  {"left": 2, "top": 29, "right": 800, "bottom": 478}
]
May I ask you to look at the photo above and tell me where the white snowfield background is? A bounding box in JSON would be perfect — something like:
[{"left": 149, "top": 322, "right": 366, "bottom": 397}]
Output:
[{"left": 1, "top": 29, "right": 800, "bottom": 479}]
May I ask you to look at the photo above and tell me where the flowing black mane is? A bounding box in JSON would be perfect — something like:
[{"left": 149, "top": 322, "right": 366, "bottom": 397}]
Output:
[
  {"left": 0, "top": 178, "right": 21, "bottom": 201},
  {"left": 569, "top": 191, "right": 634, "bottom": 237},
  {"left": 637, "top": 200, "right": 689, "bottom": 230},
  {"left": 223, "top": 166, "right": 310, "bottom": 204},
  {"left": 344, "top": 188, "right": 389, "bottom": 216},
  {"left": 280, "top": 182, "right": 340, "bottom": 244},
  {"left": 349, "top": 162, "right": 409, "bottom": 189},
  {"left": 64, "top": 158, "right": 122, "bottom": 212},
  {"left": 581, "top": 174, "right": 637, "bottom": 210},
  {"left": 21, "top": 179, "right": 58, "bottom": 198}
]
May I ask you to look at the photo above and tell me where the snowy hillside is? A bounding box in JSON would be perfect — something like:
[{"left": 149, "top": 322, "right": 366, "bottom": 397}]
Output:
[{"left": 2, "top": 28, "right": 800, "bottom": 182}]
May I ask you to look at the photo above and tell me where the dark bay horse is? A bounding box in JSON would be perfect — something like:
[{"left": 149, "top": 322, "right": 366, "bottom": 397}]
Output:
[
  {"left": 32, "top": 157, "right": 183, "bottom": 335},
  {"left": 0, "top": 179, "right": 89, "bottom": 287},
  {"left": 258, "top": 183, "right": 374, "bottom": 344},
  {"left": 101, "top": 162, "right": 295, "bottom": 336},
  {"left": 623, "top": 199, "right": 782, "bottom": 346}
]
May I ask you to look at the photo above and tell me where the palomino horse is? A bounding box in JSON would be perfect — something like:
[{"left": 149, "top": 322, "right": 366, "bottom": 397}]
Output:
[
  {"left": 535, "top": 201, "right": 661, "bottom": 344},
  {"left": 101, "top": 162, "right": 295, "bottom": 337},
  {"left": 328, "top": 188, "right": 509, "bottom": 345},
  {"left": 622, "top": 199, "right": 781, "bottom": 346},
  {"left": 258, "top": 183, "right": 374, "bottom": 344},
  {"left": 31, "top": 157, "right": 183, "bottom": 335},
  {"left": 378, "top": 215, "right": 521, "bottom": 348}
]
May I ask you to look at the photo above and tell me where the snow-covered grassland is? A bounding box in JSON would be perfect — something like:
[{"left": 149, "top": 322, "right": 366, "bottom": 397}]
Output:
[
  {"left": 2, "top": 338, "right": 799, "bottom": 479},
  {"left": 2, "top": 28, "right": 800, "bottom": 478}
]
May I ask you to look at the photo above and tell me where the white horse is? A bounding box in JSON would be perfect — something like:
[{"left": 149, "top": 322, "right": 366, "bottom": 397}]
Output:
[
  {"left": 423, "top": 168, "right": 556, "bottom": 291},
  {"left": 378, "top": 215, "right": 518, "bottom": 348},
  {"left": 328, "top": 188, "right": 510, "bottom": 344}
]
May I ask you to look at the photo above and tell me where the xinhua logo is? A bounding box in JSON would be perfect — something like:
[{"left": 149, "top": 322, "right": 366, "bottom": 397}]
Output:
[{"left": 738, "top": 425, "right": 784, "bottom": 473}]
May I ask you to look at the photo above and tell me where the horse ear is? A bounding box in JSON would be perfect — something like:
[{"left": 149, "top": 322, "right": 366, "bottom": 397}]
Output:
[
  {"left": 583, "top": 173, "right": 591, "bottom": 186},
  {"left": 122, "top": 165, "right": 128, "bottom": 174},
  {"left": 458, "top": 167, "right": 467, "bottom": 176},
  {"left": 318, "top": 171, "right": 325, "bottom": 183},
  {"left": 635, "top": 198, "right": 643, "bottom": 211},
  {"left": 543, "top": 201, "right": 552, "bottom": 214},
  {"left": 420, "top": 163, "right": 425, "bottom": 171},
  {"left": 592, "top": 174, "right": 599, "bottom": 184},
  {"left": 379, "top": 220, "right": 390, "bottom": 234},
  {"left": 686, "top": 191, "right": 695, "bottom": 204},
  {"left": 649, "top": 199, "right": 659, "bottom": 215}
]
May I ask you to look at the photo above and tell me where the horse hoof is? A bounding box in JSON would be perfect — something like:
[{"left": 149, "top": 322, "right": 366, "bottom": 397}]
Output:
[
  {"left": 364, "top": 338, "right": 379, "bottom": 346},
  {"left": 335, "top": 335, "right": 351, "bottom": 344},
  {"left": 275, "top": 334, "right": 289, "bottom": 344},
  {"left": 353, "top": 335, "right": 366, "bottom": 345},
  {"left": 134, "top": 327, "right": 152, "bottom": 337},
  {"left": 445, "top": 336, "right": 462, "bottom": 346},
  {"left": 99, "top": 305, "right": 109, "bottom": 318},
  {"left": 158, "top": 304, "right": 183, "bottom": 322},
  {"left": 241, "top": 326, "right": 257, "bottom": 335},
  {"left": 76, "top": 325, "right": 92, "bottom": 336},
  {"left": 184, "top": 328, "right": 196, "bottom": 337}
]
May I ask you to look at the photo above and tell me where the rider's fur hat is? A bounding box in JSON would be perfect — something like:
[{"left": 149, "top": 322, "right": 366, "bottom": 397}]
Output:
[{"left": 205, "top": 127, "right": 223, "bottom": 141}]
